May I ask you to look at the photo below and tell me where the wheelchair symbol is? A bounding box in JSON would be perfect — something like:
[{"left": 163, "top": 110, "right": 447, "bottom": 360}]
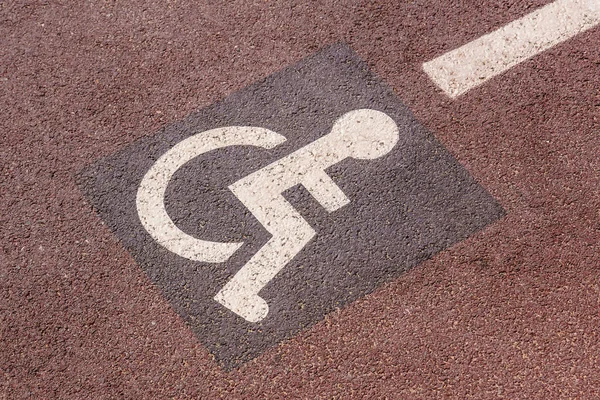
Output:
[{"left": 136, "top": 109, "right": 399, "bottom": 322}]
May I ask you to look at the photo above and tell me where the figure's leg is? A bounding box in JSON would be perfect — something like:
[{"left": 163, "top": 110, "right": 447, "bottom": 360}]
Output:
[{"left": 214, "top": 193, "right": 315, "bottom": 322}]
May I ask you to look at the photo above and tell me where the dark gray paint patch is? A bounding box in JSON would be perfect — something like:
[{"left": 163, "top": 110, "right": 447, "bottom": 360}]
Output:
[{"left": 77, "top": 44, "right": 505, "bottom": 369}]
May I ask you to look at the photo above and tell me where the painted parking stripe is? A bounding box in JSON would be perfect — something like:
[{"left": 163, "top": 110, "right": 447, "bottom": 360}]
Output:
[{"left": 423, "top": 0, "right": 600, "bottom": 98}]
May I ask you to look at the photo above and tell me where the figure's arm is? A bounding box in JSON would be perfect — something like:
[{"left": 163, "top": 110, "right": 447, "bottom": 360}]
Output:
[{"left": 301, "top": 169, "right": 350, "bottom": 212}]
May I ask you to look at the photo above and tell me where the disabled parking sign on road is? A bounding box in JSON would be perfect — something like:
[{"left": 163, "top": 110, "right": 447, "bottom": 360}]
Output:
[
  {"left": 78, "top": 44, "right": 504, "bottom": 368},
  {"left": 137, "top": 109, "right": 399, "bottom": 323}
]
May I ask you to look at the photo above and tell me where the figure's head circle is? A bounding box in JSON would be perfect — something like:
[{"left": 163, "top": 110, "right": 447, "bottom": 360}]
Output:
[{"left": 332, "top": 109, "right": 399, "bottom": 160}]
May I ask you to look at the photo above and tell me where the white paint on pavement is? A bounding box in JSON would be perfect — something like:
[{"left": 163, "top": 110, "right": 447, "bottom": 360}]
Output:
[
  {"left": 216, "top": 109, "right": 399, "bottom": 322},
  {"left": 138, "top": 109, "right": 399, "bottom": 323},
  {"left": 136, "top": 126, "right": 287, "bottom": 263},
  {"left": 423, "top": 0, "right": 600, "bottom": 98}
]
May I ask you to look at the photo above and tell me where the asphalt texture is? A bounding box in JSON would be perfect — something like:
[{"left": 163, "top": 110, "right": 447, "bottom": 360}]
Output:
[
  {"left": 78, "top": 44, "right": 504, "bottom": 368},
  {"left": 2, "top": 0, "right": 599, "bottom": 399}
]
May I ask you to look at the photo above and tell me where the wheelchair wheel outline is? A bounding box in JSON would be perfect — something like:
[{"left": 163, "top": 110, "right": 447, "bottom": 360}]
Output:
[{"left": 136, "top": 126, "right": 287, "bottom": 263}]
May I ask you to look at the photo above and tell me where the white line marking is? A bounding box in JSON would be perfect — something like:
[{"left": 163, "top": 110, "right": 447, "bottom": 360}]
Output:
[{"left": 423, "top": 0, "right": 600, "bottom": 98}]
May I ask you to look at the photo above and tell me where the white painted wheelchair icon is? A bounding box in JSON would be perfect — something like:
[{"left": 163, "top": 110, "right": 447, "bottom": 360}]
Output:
[{"left": 136, "top": 109, "right": 399, "bottom": 323}]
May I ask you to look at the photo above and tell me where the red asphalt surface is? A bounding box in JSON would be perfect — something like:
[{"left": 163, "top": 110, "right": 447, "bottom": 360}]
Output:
[{"left": 2, "top": 1, "right": 599, "bottom": 398}]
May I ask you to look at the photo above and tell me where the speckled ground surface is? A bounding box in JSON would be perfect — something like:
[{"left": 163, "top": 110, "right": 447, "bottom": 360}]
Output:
[{"left": 2, "top": 1, "right": 599, "bottom": 398}]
